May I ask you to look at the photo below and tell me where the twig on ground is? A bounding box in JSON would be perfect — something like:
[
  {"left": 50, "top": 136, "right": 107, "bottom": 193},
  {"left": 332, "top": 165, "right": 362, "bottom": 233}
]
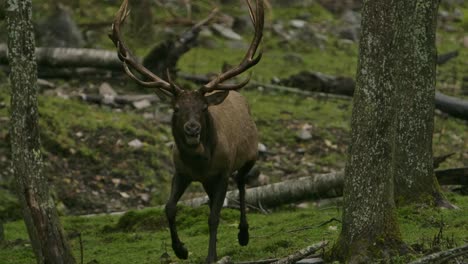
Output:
[
  {"left": 271, "top": 241, "right": 328, "bottom": 264},
  {"left": 236, "top": 258, "right": 279, "bottom": 264},
  {"left": 217, "top": 256, "right": 233, "bottom": 264}
]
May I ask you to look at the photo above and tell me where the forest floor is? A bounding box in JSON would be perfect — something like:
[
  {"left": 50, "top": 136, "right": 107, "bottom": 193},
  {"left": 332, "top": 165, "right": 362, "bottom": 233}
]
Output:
[{"left": 0, "top": 0, "right": 467, "bottom": 263}]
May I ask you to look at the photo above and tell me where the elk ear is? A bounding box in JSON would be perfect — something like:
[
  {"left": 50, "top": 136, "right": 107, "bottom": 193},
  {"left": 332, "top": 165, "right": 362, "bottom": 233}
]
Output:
[{"left": 205, "top": 91, "right": 229, "bottom": 106}]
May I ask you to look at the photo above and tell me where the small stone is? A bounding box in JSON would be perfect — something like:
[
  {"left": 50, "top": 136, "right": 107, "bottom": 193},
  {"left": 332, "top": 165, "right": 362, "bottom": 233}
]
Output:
[
  {"left": 128, "top": 139, "right": 144, "bottom": 149},
  {"left": 119, "top": 192, "right": 130, "bottom": 199},
  {"left": 99, "top": 82, "right": 117, "bottom": 96},
  {"left": 37, "top": 79, "right": 55, "bottom": 89},
  {"left": 132, "top": 99, "right": 152, "bottom": 110},
  {"left": 75, "top": 131, "right": 83, "bottom": 138},
  {"left": 296, "top": 129, "right": 312, "bottom": 141},
  {"left": 258, "top": 143, "right": 268, "bottom": 153},
  {"left": 290, "top": 19, "right": 307, "bottom": 29}
]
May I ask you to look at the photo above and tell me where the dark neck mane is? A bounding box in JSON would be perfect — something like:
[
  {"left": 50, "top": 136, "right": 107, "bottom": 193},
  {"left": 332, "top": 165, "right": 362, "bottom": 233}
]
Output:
[{"left": 172, "top": 111, "right": 217, "bottom": 166}]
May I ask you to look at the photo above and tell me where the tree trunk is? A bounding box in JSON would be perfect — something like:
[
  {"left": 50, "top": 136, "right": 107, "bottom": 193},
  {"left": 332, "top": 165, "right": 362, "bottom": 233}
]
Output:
[
  {"left": 332, "top": 0, "right": 407, "bottom": 262},
  {"left": 392, "top": 1, "right": 446, "bottom": 206},
  {"left": 6, "top": 1, "right": 76, "bottom": 263}
]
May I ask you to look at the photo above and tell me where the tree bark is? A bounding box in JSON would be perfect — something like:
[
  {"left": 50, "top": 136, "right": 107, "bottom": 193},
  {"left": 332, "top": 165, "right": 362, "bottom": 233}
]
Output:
[
  {"left": 332, "top": 0, "right": 407, "bottom": 262},
  {"left": 391, "top": 0, "right": 446, "bottom": 206},
  {"left": 6, "top": 1, "right": 76, "bottom": 263}
]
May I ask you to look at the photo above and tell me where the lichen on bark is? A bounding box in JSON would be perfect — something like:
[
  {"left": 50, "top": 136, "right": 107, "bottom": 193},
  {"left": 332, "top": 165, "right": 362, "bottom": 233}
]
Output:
[{"left": 6, "top": 0, "right": 76, "bottom": 263}]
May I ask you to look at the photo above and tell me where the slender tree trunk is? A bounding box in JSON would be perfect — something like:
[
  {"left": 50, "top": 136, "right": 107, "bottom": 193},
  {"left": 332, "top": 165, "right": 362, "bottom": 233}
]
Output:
[
  {"left": 392, "top": 0, "right": 449, "bottom": 206},
  {"left": 332, "top": 0, "right": 406, "bottom": 262},
  {"left": 6, "top": 1, "right": 76, "bottom": 263}
]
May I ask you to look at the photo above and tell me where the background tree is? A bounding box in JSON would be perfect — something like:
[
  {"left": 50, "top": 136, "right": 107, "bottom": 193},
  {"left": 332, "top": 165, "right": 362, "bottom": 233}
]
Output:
[
  {"left": 332, "top": 0, "right": 444, "bottom": 262},
  {"left": 6, "top": 0, "right": 76, "bottom": 263},
  {"left": 391, "top": 0, "right": 450, "bottom": 207}
]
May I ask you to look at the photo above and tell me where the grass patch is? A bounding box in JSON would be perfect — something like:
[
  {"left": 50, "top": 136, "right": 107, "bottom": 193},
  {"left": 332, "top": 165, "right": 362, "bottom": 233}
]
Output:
[{"left": 2, "top": 193, "right": 468, "bottom": 263}]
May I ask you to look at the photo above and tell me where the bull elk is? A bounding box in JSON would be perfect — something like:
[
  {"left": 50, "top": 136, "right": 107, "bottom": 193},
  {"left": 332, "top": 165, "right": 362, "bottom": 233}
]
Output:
[{"left": 110, "top": 0, "right": 264, "bottom": 262}]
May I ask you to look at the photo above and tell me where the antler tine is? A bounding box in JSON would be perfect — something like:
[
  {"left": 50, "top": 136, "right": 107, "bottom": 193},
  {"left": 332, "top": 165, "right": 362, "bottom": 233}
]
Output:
[
  {"left": 200, "top": 0, "right": 264, "bottom": 94},
  {"left": 109, "top": 0, "right": 178, "bottom": 96}
]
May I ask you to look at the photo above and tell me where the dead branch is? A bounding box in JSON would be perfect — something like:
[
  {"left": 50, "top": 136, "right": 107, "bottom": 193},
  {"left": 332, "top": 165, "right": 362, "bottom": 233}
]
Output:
[
  {"left": 408, "top": 243, "right": 468, "bottom": 264},
  {"left": 271, "top": 241, "right": 328, "bottom": 264}
]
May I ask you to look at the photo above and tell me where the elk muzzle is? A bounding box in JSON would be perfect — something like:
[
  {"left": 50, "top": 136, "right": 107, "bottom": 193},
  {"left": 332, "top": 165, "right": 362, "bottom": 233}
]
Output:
[{"left": 183, "top": 120, "right": 201, "bottom": 145}]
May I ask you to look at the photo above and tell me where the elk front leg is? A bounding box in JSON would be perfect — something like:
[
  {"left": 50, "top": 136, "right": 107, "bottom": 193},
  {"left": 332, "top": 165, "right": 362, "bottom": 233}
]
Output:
[
  {"left": 203, "top": 176, "right": 228, "bottom": 264},
  {"left": 237, "top": 161, "right": 255, "bottom": 246},
  {"left": 165, "top": 173, "right": 191, "bottom": 259}
]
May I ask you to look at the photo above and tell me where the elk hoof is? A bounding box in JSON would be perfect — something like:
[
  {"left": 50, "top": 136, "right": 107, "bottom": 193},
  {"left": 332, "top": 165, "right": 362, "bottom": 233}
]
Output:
[
  {"left": 173, "top": 242, "right": 188, "bottom": 259},
  {"left": 238, "top": 226, "right": 249, "bottom": 246}
]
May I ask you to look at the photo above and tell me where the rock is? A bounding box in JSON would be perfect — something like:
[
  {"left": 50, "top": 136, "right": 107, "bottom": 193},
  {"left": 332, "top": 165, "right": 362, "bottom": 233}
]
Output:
[
  {"left": 296, "top": 258, "right": 325, "bottom": 264},
  {"left": 132, "top": 99, "right": 152, "bottom": 110},
  {"left": 453, "top": 8, "right": 463, "bottom": 22},
  {"left": 211, "top": 24, "right": 242, "bottom": 41},
  {"left": 338, "top": 26, "right": 360, "bottom": 42},
  {"left": 438, "top": 10, "right": 450, "bottom": 22},
  {"left": 99, "top": 82, "right": 117, "bottom": 97},
  {"left": 36, "top": 3, "right": 85, "bottom": 48},
  {"left": 290, "top": 19, "right": 307, "bottom": 29},
  {"left": 463, "top": 36, "right": 468, "bottom": 48},
  {"left": 341, "top": 10, "right": 361, "bottom": 27},
  {"left": 258, "top": 143, "right": 268, "bottom": 153},
  {"left": 128, "top": 139, "right": 144, "bottom": 149},
  {"left": 37, "top": 79, "right": 55, "bottom": 89},
  {"left": 296, "top": 129, "right": 312, "bottom": 141}
]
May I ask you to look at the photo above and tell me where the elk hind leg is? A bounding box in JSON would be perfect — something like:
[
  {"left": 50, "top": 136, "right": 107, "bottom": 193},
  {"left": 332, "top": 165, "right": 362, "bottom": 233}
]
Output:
[{"left": 237, "top": 161, "right": 255, "bottom": 246}]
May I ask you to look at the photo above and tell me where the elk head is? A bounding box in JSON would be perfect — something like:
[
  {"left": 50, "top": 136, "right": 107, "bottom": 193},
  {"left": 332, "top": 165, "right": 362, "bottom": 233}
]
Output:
[{"left": 109, "top": 0, "right": 263, "bottom": 147}]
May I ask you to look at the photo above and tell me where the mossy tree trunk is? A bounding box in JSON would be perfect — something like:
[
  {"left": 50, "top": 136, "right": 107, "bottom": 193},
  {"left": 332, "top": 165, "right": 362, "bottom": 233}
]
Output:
[
  {"left": 6, "top": 1, "right": 76, "bottom": 263},
  {"left": 392, "top": 1, "right": 448, "bottom": 207},
  {"left": 332, "top": 0, "right": 429, "bottom": 262}
]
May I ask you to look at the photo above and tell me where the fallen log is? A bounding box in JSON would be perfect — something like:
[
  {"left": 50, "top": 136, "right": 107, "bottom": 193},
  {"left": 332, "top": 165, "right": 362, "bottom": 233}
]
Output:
[
  {"left": 435, "top": 92, "right": 468, "bottom": 121},
  {"left": 182, "top": 171, "right": 344, "bottom": 208},
  {"left": 408, "top": 243, "right": 468, "bottom": 264},
  {"left": 434, "top": 167, "right": 468, "bottom": 185},
  {"left": 181, "top": 167, "right": 466, "bottom": 209},
  {"left": 0, "top": 43, "right": 121, "bottom": 69}
]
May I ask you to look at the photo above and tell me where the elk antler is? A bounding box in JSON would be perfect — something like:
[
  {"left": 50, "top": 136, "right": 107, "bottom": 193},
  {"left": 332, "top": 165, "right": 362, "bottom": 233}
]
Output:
[
  {"left": 199, "top": 0, "right": 264, "bottom": 94},
  {"left": 109, "top": 0, "right": 182, "bottom": 97}
]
